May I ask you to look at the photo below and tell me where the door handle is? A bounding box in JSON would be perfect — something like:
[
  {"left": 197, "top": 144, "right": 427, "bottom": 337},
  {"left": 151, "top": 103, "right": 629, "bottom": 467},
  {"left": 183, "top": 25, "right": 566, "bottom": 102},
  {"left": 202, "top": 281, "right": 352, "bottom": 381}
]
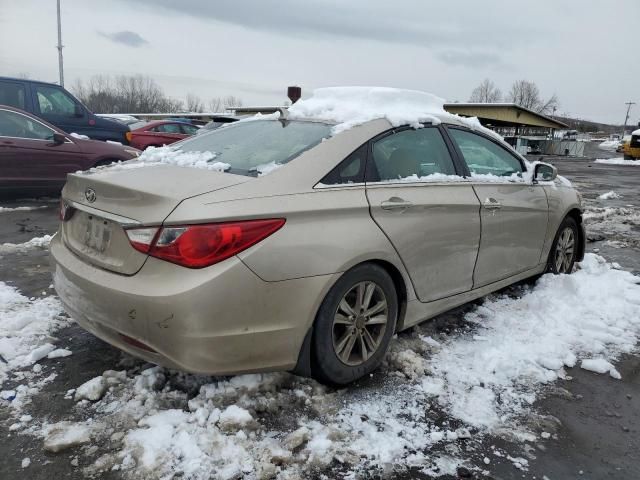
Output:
[
  {"left": 381, "top": 197, "right": 413, "bottom": 211},
  {"left": 483, "top": 198, "right": 502, "bottom": 210}
]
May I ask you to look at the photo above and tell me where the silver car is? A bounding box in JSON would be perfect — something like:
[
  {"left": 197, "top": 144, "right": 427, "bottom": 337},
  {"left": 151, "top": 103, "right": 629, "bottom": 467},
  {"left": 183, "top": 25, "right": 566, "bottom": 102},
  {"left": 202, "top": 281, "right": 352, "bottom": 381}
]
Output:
[{"left": 51, "top": 114, "right": 585, "bottom": 385}]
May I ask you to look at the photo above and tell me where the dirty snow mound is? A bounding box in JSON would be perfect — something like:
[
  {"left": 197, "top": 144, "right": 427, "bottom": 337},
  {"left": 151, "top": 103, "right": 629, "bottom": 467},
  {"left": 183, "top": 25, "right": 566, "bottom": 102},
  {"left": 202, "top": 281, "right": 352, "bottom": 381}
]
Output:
[
  {"left": 420, "top": 254, "right": 640, "bottom": 431},
  {"left": 581, "top": 359, "right": 621, "bottom": 379},
  {"left": 0, "top": 282, "right": 67, "bottom": 384},
  {"left": 594, "top": 158, "right": 639, "bottom": 165},
  {"left": 0, "top": 206, "right": 47, "bottom": 213},
  {"left": 43, "top": 421, "right": 92, "bottom": 452},
  {"left": 0, "top": 235, "right": 53, "bottom": 255},
  {"left": 598, "top": 191, "right": 621, "bottom": 200}
]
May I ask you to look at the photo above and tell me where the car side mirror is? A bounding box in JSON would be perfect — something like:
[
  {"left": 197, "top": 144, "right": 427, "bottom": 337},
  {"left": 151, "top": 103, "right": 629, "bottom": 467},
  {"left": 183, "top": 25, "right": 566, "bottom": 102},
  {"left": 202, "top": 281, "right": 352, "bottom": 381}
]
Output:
[
  {"left": 74, "top": 104, "right": 84, "bottom": 118},
  {"left": 533, "top": 162, "right": 557, "bottom": 182},
  {"left": 52, "top": 132, "right": 67, "bottom": 145}
]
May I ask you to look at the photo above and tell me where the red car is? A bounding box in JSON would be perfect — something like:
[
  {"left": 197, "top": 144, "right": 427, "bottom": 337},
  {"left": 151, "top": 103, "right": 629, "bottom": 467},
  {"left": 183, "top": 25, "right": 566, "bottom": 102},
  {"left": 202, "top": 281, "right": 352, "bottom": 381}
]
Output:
[
  {"left": 128, "top": 120, "right": 199, "bottom": 150},
  {"left": 0, "top": 105, "right": 140, "bottom": 195}
]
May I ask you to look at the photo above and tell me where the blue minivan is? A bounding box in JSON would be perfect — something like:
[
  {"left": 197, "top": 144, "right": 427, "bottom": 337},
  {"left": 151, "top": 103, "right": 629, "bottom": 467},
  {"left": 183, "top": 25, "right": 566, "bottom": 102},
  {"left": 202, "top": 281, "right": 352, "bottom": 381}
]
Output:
[{"left": 0, "top": 77, "right": 130, "bottom": 144}]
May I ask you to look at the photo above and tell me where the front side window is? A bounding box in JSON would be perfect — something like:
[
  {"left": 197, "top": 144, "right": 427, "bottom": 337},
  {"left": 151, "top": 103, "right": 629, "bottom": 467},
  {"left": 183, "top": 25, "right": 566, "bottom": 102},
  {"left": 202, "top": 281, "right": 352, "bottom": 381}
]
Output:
[
  {"left": 180, "top": 124, "right": 199, "bottom": 135},
  {"left": 35, "top": 85, "right": 77, "bottom": 116},
  {"left": 173, "top": 120, "right": 331, "bottom": 176},
  {"left": 371, "top": 127, "right": 457, "bottom": 182},
  {"left": 154, "top": 123, "right": 182, "bottom": 134},
  {"left": 448, "top": 128, "right": 523, "bottom": 177},
  {"left": 0, "top": 82, "right": 26, "bottom": 109},
  {"left": 0, "top": 109, "right": 55, "bottom": 140}
]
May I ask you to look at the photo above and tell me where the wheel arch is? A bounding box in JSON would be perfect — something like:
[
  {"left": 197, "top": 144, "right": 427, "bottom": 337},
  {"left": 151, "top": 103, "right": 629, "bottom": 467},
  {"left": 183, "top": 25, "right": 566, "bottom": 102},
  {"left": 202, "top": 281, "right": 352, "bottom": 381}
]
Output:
[
  {"left": 565, "top": 207, "right": 585, "bottom": 262},
  {"left": 291, "top": 258, "right": 410, "bottom": 378}
]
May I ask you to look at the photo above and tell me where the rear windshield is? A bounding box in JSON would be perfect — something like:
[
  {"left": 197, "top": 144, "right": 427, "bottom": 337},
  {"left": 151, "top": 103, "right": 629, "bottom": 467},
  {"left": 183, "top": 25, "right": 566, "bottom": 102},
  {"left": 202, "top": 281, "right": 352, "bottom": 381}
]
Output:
[{"left": 174, "top": 120, "right": 331, "bottom": 176}]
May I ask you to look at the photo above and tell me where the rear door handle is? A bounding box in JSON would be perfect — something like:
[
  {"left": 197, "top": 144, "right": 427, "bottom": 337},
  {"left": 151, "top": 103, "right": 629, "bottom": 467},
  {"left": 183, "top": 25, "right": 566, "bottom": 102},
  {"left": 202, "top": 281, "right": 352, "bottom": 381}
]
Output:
[
  {"left": 483, "top": 198, "right": 502, "bottom": 210},
  {"left": 381, "top": 197, "right": 413, "bottom": 211}
]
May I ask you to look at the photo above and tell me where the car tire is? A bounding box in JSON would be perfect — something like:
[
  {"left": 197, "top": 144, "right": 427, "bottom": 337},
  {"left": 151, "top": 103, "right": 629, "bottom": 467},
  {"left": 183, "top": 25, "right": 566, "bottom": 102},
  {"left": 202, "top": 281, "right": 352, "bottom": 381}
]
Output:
[
  {"left": 311, "top": 263, "right": 398, "bottom": 386},
  {"left": 623, "top": 154, "right": 633, "bottom": 160},
  {"left": 546, "top": 216, "right": 579, "bottom": 274}
]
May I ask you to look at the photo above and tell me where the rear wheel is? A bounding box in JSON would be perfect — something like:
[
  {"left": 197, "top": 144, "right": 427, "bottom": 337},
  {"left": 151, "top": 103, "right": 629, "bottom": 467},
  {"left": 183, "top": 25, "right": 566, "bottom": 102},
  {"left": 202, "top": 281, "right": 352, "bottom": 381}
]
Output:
[
  {"left": 623, "top": 154, "right": 633, "bottom": 160},
  {"left": 547, "top": 217, "right": 579, "bottom": 274},
  {"left": 311, "top": 264, "right": 398, "bottom": 386}
]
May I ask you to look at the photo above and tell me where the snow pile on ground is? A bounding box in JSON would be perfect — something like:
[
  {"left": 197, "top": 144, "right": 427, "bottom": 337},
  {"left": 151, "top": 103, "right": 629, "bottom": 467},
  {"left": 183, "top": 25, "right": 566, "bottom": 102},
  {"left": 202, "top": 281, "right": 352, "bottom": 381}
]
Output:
[
  {"left": 80, "top": 146, "right": 231, "bottom": 173},
  {"left": 0, "top": 206, "right": 47, "bottom": 213},
  {"left": 41, "top": 254, "right": 638, "bottom": 479},
  {"left": 288, "top": 87, "right": 502, "bottom": 141},
  {"left": 583, "top": 206, "right": 640, "bottom": 243},
  {"left": 598, "top": 191, "right": 621, "bottom": 200},
  {"left": 0, "top": 282, "right": 67, "bottom": 386},
  {"left": 420, "top": 254, "right": 640, "bottom": 432},
  {"left": 0, "top": 235, "right": 53, "bottom": 255},
  {"left": 43, "top": 421, "right": 93, "bottom": 452},
  {"left": 597, "top": 140, "right": 621, "bottom": 151},
  {"left": 595, "top": 158, "right": 639, "bottom": 165}
]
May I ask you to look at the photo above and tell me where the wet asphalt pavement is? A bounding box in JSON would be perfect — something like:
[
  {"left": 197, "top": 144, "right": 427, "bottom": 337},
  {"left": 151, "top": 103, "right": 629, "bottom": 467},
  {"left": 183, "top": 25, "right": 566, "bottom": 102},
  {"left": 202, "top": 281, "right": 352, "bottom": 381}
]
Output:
[{"left": 0, "top": 145, "right": 639, "bottom": 480}]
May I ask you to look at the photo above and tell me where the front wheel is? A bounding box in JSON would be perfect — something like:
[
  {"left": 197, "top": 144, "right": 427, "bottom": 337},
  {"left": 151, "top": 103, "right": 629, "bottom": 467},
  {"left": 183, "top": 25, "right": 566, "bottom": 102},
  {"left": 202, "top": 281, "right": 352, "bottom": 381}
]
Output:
[
  {"left": 547, "top": 217, "right": 579, "bottom": 274},
  {"left": 311, "top": 264, "right": 398, "bottom": 386}
]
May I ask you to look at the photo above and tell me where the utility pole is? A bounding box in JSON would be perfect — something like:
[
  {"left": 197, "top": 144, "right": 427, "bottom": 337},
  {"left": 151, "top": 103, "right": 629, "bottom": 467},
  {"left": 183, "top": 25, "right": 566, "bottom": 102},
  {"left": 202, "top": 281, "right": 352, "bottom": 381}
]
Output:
[
  {"left": 56, "top": 0, "right": 64, "bottom": 87},
  {"left": 622, "top": 101, "right": 635, "bottom": 137}
]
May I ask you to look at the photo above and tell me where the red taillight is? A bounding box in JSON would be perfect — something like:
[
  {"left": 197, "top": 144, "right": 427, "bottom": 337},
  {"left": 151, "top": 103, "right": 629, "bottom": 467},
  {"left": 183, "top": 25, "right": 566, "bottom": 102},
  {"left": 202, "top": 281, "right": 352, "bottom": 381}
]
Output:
[{"left": 125, "top": 219, "right": 285, "bottom": 268}]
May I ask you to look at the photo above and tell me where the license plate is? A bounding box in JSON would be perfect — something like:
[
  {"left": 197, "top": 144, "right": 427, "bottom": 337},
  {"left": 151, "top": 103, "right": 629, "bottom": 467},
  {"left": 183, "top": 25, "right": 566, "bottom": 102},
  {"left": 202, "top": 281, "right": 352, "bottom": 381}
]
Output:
[{"left": 84, "top": 215, "right": 112, "bottom": 253}]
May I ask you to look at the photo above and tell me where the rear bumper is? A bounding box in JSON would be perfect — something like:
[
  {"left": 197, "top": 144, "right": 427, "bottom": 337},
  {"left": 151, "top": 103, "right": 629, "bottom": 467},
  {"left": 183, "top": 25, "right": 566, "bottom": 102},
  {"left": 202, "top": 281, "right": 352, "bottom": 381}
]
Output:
[{"left": 50, "top": 233, "right": 336, "bottom": 375}]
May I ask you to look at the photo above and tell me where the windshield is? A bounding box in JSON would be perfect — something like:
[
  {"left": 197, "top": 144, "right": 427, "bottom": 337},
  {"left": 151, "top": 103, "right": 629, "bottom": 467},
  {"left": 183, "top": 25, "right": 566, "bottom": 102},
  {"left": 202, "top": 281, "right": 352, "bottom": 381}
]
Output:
[{"left": 173, "top": 120, "right": 331, "bottom": 176}]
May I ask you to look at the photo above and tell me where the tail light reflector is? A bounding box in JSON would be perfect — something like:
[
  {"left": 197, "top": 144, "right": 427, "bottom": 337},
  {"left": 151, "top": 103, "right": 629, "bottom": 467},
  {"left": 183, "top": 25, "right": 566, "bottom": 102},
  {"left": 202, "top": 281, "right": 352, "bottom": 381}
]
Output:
[
  {"left": 125, "top": 219, "right": 285, "bottom": 268},
  {"left": 59, "top": 199, "right": 75, "bottom": 222}
]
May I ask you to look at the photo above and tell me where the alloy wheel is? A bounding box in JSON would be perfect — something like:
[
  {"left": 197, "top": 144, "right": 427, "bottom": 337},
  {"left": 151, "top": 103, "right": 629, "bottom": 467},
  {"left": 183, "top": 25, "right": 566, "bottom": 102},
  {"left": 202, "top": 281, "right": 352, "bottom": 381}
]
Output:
[
  {"left": 554, "top": 227, "right": 575, "bottom": 273},
  {"left": 332, "top": 281, "right": 389, "bottom": 366}
]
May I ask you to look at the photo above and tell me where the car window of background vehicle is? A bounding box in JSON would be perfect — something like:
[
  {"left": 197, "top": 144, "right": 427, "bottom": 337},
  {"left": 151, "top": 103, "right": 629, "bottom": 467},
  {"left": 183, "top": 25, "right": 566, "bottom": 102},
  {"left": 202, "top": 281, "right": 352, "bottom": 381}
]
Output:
[
  {"left": 35, "top": 85, "right": 77, "bottom": 116},
  {"left": 0, "top": 109, "right": 55, "bottom": 140},
  {"left": 371, "top": 127, "right": 457, "bottom": 181},
  {"left": 449, "top": 129, "right": 523, "bottom": 177},
  {"left": 0, "top": 81, "right": 27, "bottom": 109}
]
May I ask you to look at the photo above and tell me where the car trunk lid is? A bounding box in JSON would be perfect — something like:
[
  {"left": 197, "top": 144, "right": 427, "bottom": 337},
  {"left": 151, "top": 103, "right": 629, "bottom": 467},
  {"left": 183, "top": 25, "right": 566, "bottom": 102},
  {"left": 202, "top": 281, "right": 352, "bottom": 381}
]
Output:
[{"left": 60, "top": 165, "right": 250, "bottom": 275}]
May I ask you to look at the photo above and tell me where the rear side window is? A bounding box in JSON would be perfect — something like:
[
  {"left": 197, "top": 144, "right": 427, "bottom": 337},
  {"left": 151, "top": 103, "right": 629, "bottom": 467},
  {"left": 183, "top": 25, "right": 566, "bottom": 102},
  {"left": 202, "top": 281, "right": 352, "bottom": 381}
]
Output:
[
  {"left": 448, "top": 128, "right": 523, "bottom": 177},
  {"left": 181, "top": 124, "right": 199, "bottom": 135},
  {"left": 0, "top": 109, "right": 55, "bottom": 140},
  {"left": 0, "top": 81, "right": 27, "bottom": 109},
  {"left": 35, "top": 85, "right": 76, "bottom": 116},
  {"left": 370, "top": 127, "right": 457, "bottom": 182},
  {"left": 320, "top": 144, "right": 367, "bottom": 185},
  {"left": 153, "top": 123, "right": 182, "bottom": 133}
]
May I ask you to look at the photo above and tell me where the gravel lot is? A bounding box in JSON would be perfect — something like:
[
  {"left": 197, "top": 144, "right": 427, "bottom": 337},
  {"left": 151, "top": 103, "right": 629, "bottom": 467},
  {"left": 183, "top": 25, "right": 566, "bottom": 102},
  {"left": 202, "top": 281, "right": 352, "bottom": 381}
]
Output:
[{"left": 1, "top": 146, "right": 639, "bottom": 480}]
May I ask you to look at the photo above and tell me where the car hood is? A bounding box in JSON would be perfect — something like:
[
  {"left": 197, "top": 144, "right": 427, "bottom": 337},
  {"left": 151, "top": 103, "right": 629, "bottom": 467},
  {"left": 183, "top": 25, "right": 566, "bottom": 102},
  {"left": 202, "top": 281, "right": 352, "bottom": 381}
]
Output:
[{"left": 63, "top": 165, "right": 251, "bottom": 224}]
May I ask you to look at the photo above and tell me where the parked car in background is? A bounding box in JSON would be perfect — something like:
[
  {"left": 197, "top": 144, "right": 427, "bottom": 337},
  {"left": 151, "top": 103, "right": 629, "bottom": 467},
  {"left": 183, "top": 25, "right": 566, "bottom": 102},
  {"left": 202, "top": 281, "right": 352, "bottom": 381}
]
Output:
[
  {"left": 0, "top": 105, "right": 139, "bottom": 195},
  {"left": 0, "top": 76, "right": 130, "bottom": 144},
  {"left": 623, "top": 129, "right": 640, "bottom": 160},
  {"left": 129, "top": 120, "right": 199, "bottom": 150},
  {"left": 196, "top": 115, "right": 241, "bottom": 135},
  {"left": 51, "top": 112, "right": 585, "bottom": 386}
]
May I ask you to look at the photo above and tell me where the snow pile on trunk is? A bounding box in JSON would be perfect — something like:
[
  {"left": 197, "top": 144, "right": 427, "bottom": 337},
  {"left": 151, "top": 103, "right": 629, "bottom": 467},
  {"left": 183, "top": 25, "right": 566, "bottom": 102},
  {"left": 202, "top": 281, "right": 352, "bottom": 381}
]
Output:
[
  {"left": 0, "top": 235, "right": 53, "bottom": 255},
  {"left": 598, "top": 191, "right": 621, "bottom": 200},
  {"left": 288, "top": 87, "right": 502, "bottom": 141},
  {"left": 81, "top": 146, "right": 231, "bottom": 173},
  {"left": 420, "top": 254, "right": 640, "bottom": 431},
  {"left": 0, "top": 282, "right": 68, "bottom": 384},
  {"left": 595, "top": 158, "right": 639, "bottom": 165}
]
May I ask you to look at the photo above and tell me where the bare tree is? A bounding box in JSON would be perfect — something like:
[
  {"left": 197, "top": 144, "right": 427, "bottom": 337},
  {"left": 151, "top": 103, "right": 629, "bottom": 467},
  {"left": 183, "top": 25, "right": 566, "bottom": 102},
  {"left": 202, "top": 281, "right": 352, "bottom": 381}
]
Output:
[
  {"left": 507, "top": 80, "right": 558, "bottom": 115},
  {"left": 209, "top": 95, "right": 243, "bottom": 112},
  {"left": 72, "top": 74, "right": 183, "bottom": 113},
  {"left": 469, "top": 79, "right": 502, "bottom": 103},
  {"left": 185, "top": 93, "right": 205, "bottom": 112}
]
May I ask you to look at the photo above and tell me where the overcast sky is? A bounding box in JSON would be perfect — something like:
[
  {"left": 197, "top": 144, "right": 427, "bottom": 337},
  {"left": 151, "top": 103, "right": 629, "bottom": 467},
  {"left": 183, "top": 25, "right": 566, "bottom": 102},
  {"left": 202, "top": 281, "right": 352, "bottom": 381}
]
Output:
[{"left": 1, "top": 0, "right": 638, "bottom": 124}]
